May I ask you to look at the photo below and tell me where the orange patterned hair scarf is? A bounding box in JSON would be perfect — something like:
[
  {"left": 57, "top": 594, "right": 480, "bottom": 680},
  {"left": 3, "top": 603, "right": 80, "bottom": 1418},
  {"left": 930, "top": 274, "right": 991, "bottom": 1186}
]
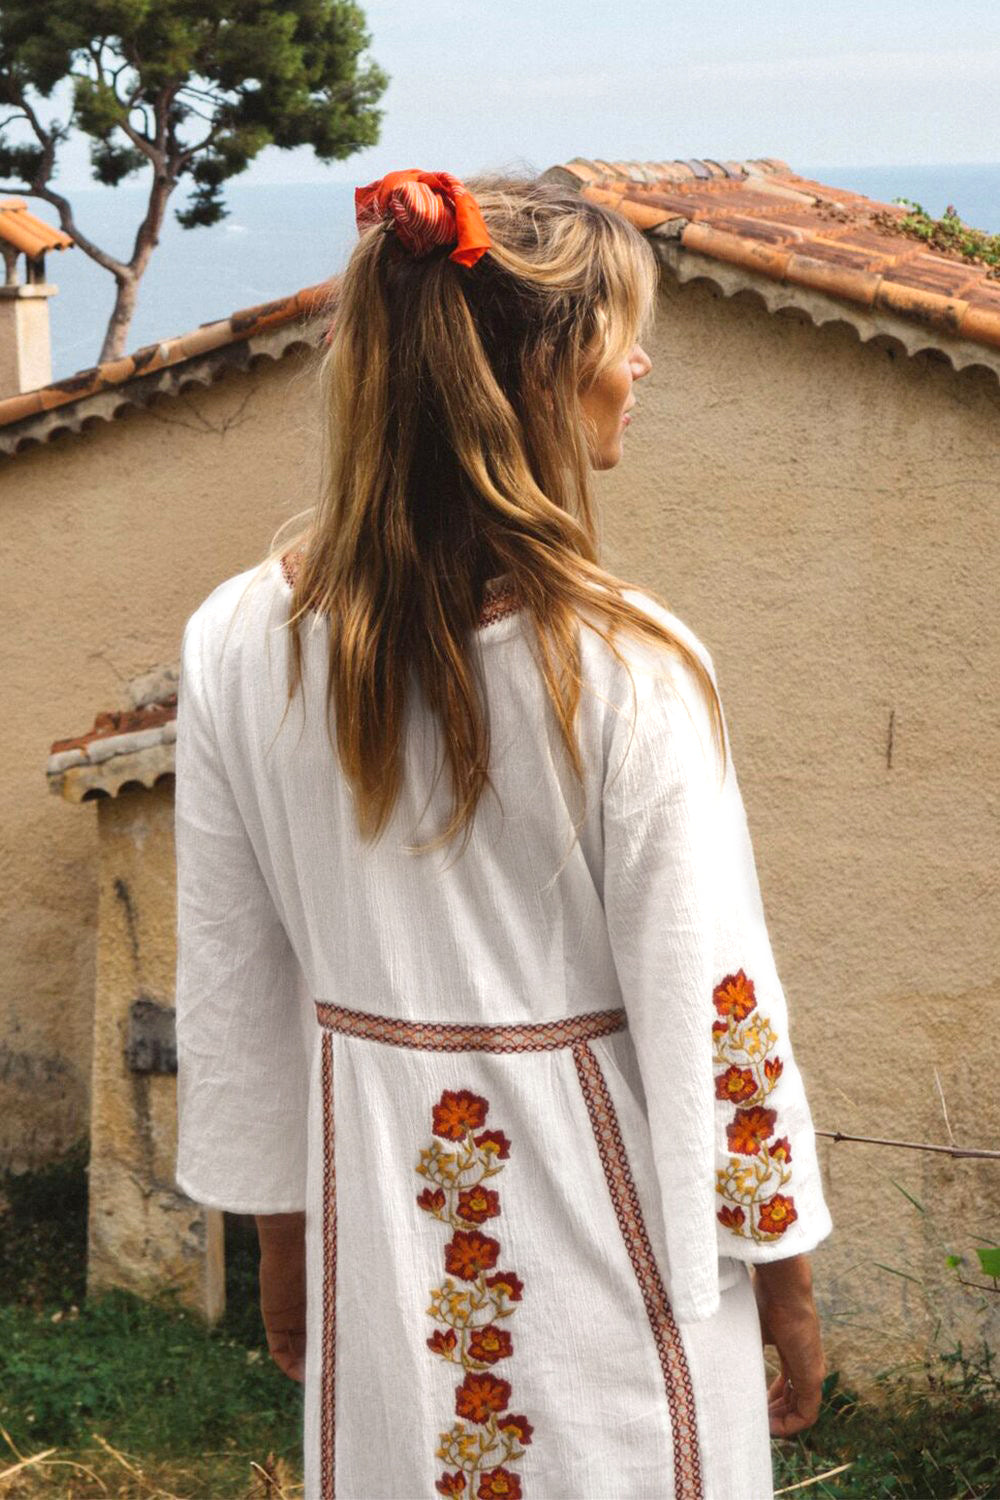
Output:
[{"left": 354, "top": 169, "right": 492, "bottom": 267}]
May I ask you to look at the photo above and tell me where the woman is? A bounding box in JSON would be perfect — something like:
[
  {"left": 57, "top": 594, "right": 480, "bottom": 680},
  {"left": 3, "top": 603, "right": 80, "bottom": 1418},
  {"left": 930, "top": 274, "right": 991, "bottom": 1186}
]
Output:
[{"left": 174, "top": 170, "right": 832, "bottom": 1500}]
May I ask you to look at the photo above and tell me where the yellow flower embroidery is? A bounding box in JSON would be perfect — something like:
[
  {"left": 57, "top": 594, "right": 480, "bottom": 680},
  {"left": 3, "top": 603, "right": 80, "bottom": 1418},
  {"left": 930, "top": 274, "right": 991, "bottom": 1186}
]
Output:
[
  {"left": 712, "top": 970, "right": 798, "bottom": 1243},
  {"left": 416, "top": 1089, "right": 533, "bottom": 1496}
]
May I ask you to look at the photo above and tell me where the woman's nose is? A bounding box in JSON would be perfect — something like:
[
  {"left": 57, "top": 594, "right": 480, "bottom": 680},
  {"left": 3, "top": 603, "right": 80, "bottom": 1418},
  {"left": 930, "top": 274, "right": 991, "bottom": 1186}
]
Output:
[{"left": 631, "top": 344, "right": 652, "bottom": 380}]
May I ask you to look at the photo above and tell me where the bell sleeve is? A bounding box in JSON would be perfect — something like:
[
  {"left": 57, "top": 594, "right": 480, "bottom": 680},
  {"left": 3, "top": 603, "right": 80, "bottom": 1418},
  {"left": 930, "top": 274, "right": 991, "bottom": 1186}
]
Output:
[
  {"left": 601, "top": 604, "right": 832, "bottom": 1323},
  {"left": 173, "top": 602, "right": 311, "bottom": 1215}
]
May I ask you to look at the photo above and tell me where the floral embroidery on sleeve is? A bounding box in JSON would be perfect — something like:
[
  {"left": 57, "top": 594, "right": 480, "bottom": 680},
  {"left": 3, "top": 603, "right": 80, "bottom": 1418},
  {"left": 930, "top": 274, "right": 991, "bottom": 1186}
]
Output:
[
  {"left": 712, "top": 970, "right": 798, "bottom": 1242},
  {"left": 416, "top": 1088, "right": 533, "bottom": 1497}
]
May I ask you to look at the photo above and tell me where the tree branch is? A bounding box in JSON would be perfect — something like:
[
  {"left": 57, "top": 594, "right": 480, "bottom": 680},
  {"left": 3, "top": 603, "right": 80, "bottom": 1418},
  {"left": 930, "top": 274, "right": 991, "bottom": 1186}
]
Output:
[
  {"left": 816, "top": 1129, "right": 1000, "bottom": 1161},
  {"left": 26, "top": 183, "right": 128, "bottom": 279},
  {"left": 16, "top": 90, "right": 58, "bottom": 157},
  {"left": 113, "top": 109, "right": 158, "bottom": 162},
  {"left": 175, "top": 125, "right": 222, "bottom": 168}
]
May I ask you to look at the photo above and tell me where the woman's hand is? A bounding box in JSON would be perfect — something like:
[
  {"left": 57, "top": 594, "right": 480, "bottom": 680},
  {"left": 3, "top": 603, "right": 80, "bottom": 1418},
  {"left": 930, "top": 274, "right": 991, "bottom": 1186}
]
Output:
[
  {"left": 752, "top": 1253, "right": 826, "bottom": 1437},
  {"left": 256, "top": 1211, "right": 307, "bottom": 1383}
]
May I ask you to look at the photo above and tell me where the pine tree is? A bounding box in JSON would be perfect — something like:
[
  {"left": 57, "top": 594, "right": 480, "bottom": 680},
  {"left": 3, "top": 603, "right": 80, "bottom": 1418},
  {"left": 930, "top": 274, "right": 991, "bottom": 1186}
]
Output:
[{"left": 0, "top": 1, "right": 387, "bottom": 360}]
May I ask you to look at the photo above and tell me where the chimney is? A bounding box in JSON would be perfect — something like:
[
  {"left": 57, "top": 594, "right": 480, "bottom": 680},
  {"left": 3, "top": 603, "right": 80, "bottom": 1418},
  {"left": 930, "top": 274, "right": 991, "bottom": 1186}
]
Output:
[{"left": 0, "top": 198, "right": 74, "bottom": 398}]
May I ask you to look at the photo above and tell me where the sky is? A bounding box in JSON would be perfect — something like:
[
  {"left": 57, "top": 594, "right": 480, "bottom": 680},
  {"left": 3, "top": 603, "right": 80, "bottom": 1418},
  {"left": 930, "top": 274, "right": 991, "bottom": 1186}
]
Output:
[
  {"left": 40, "top": 0, "right": 1000, "bottom": 193},
  {"left": 12, "top": 0, "right": 1000, "bottom": 375}
]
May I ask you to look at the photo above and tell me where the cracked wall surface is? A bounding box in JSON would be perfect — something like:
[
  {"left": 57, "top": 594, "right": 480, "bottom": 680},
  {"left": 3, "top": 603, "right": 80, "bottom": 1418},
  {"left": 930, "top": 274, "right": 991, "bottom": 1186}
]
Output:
[{"left": 86, "top": 784, "right": 222, "bottom": 1319}]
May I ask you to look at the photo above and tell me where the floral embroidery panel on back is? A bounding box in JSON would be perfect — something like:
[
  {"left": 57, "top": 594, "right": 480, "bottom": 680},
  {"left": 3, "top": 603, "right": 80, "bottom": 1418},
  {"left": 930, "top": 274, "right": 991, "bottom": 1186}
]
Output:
[{"left": 416, "top": 1088, "right": 532, "bottom": 1499}]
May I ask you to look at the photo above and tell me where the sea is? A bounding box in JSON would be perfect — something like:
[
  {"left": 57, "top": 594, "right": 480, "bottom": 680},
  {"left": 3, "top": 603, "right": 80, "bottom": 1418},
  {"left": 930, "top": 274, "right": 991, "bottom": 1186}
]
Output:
[{"left": 37, "top": 162, "right": 1000, "bottom": 382}]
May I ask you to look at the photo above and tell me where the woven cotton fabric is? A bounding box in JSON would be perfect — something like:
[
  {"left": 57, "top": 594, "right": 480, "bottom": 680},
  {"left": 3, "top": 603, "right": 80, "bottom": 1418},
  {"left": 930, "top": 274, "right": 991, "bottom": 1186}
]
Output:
[{"left": 174, "top": 557, "right": 831, "bottom": 1499}]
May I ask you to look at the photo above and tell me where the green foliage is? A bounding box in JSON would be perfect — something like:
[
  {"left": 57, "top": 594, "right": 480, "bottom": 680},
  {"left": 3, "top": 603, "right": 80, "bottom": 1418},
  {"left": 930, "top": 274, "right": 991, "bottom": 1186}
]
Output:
[
  {"left": 0, "top": 0, "right": 388, "bottom": 226},
  {"left": 773, "top": 1352, "right": 1000, "bottom": 1498},
  {"left": 0, "top": 1288, "right": 302, "bottom": 1457},
  {"left": 0, "top": 139, "right": 49, "bottom": 182},
  {"left": 976, "top": 1247, "right": 1000, "bottom": 1282},
  {"left": 873, "top": 197, "right": 1000, "bottom": 280},
  {"left": 881, "top": 1178, "right": 1000, "bottom": 1305},
  {"left": 0, "top": 1143, "right": 300, "bottom": 1463}
]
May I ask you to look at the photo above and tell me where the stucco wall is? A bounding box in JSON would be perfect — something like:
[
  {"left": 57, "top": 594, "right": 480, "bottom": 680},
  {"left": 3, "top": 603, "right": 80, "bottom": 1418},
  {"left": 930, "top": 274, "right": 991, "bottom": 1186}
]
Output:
[
  {"left": 2, "top": 266, "right": 997, "bottom": 1385},
  {"left": 2, "top": 351, "right": 323, "bottom": 1169},
  {"left": 597, "top": 271, "right": 1000, "bottom": 1382}
]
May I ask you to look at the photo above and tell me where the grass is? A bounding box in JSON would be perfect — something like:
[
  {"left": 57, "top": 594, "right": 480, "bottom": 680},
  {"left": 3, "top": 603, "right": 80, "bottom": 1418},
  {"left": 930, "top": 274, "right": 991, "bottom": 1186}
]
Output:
[
  {"left": 772, "top": 1357, "right": 1000, "bottom": 1499},
  {"left": 2, "top": 1144, "right": 998, "bottom": 1497},
  {"left": 0, "top": 1143, "right": 302, "bottom": 1497}
]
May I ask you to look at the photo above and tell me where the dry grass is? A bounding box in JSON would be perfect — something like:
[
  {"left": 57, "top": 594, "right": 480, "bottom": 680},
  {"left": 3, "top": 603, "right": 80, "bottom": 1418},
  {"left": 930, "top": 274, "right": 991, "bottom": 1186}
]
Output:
[{"left": 0, "top": 1430, "right": 302, "bottom": 1500}]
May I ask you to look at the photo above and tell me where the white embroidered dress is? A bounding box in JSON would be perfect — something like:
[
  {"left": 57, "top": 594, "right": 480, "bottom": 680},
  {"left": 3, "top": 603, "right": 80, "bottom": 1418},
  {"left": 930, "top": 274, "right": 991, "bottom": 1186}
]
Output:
[{"left": 174, "top": 555, "right": 832, "bottom": 1500}]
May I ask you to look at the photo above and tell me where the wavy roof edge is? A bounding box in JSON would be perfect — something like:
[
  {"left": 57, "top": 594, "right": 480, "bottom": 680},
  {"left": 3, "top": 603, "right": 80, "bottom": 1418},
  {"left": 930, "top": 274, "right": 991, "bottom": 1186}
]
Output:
[
  {"left": 541, "top": 157, "right": 1000, "bottom": 382},
  {"left": 0, "top": 278, "right": 337, "bottom": 455},
  {"left": 6, "top": 156, "right": 1000, "bottom": 456}
]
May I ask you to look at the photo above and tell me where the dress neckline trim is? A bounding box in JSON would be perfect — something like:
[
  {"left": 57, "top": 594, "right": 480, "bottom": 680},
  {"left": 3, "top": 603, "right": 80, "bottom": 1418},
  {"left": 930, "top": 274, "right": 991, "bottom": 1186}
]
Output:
[{"left": 276, "top": 548, "right": 523, "bottom": 631}]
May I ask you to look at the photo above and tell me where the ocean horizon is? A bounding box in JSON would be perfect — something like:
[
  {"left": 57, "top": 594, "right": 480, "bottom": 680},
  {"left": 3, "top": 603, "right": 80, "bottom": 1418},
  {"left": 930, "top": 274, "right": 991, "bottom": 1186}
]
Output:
[{"left": 36, "top": 161, "right": 1000, "bottom": 382}]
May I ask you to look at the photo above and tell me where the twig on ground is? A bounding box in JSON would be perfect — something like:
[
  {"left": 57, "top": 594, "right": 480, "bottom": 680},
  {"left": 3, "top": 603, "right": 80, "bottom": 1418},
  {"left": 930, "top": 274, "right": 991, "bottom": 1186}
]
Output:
[
  {"left": 247, "top": 1452, "right": 302, "bottom": 1499},
  {"left": 0, "top": 1432, "right": 25, "bottom": 1467},
  {"left": 774, "top": 1462, "right": 854, "bottom": 1494},
  {"left": 89, "top": 1435, "right": 179, "bottom": 1499},
  {"left": 0, "top": 1447, "right": 57, "bottom": 1485}
]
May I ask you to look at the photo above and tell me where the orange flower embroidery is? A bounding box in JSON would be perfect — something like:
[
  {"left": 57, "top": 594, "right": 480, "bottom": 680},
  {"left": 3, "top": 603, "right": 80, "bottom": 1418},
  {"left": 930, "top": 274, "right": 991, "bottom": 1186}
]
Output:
[
  {"left": 499, "top": 1415, "right": 533, "bottom": 1445},
  {"left": 715, "top": 1064, "right": 758, "bottom": 1104},
  {"left": 712, "top": 970, "right": 797, "bottom": 1242},
  {"left": 436, "top": 1473, "right": 467, "bottom": 1496},
  {"left": 712, "top": 969, "right": 758, "bottom": 1021},
  {"left": 477, "top": 1470, "right": 523, "bottom": 1498},
  {"left": 758, "top": 1194, "right": 798, "bottom": 1236},
  {"left": 475, "top": 1129, "right": 512, "bottom": 1159},
  {"left": 434, "top": 1089, "right": 491, "bottom": 1139},
  {"left": 417, "top": 1089, "right": 533, "bottom": 1494},
  {"left": 456, "top": 1372, "right": 512, "bottom": 1421},
  {"left": 457, "top": 1185, "right": 501, "bottom": 1224},
  {"left": 485, "top": 1271, "right": 524, "bottom": 1302},
  {"left": 726, "top": 1106, "right": 777, "bottom": 1156},
  {"left": 467, "top": 1324, "right": 513, "bottom": 1364},
  {"left": 445, "top": 1229, "right": 501, "bottom": 1280}
]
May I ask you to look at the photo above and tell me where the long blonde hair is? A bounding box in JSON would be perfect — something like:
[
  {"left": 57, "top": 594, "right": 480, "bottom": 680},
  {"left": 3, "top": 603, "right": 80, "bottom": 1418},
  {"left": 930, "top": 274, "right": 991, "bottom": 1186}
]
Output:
[{"left": 268, "top": 175, "right": 725, "bottom": 852}]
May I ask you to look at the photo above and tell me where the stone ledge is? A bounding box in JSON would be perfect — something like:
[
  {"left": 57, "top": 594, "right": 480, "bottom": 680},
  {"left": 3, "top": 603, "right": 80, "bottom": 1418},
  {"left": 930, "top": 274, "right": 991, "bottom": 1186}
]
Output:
[{"left": 48, "top": 738, "right": 176, "bottom": 803}]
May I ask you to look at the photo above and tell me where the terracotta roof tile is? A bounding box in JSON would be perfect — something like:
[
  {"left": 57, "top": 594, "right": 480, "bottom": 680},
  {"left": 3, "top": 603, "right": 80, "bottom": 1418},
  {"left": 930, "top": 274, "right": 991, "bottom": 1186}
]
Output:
[
  {"left": 9, "top": 155, "right": 1000, "bottom": 455},
  {"left": 0, "top": 198, "right": 74, "bottom": 258},
  {"left": 551, "top": 158, "right": 1000, "bottom": 358},
  {"left": 50, "top": 700, "right": 178, "bottom": 759},
  {"left": 0, "top": 276, "right": 338, "bottom": 445}
]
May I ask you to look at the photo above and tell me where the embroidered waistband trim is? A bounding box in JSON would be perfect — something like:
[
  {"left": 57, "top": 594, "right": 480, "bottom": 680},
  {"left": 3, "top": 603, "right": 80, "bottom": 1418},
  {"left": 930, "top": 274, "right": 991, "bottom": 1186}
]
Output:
[{"left": 313, "top": 1000, "right": 627, "bottom": 1052}]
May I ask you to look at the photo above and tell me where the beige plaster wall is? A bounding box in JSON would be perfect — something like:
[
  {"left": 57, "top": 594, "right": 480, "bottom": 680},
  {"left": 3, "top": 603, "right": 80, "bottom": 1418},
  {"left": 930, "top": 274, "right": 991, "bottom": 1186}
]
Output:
[
  {"left": 596, "top": 271, "right": 1000, "bottom": 1382},
  {"left": 2, "top": 350, "right": 323, "bottom": 1170},
  {"left": 2, "top": 267, "right": 997, "bottom": 1384}
]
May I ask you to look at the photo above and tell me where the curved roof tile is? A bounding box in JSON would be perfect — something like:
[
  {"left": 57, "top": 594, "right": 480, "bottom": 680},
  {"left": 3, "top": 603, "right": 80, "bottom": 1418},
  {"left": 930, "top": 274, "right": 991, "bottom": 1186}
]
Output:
[
  {"left": 8, "top": 157, "right": 1000, "bottom": 456},
  {"left": 0, "top": 197, "right": 75, "bottom": 258},
  {"left": 551, "top": 157, "right": 1000, "bottom": 354}
]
